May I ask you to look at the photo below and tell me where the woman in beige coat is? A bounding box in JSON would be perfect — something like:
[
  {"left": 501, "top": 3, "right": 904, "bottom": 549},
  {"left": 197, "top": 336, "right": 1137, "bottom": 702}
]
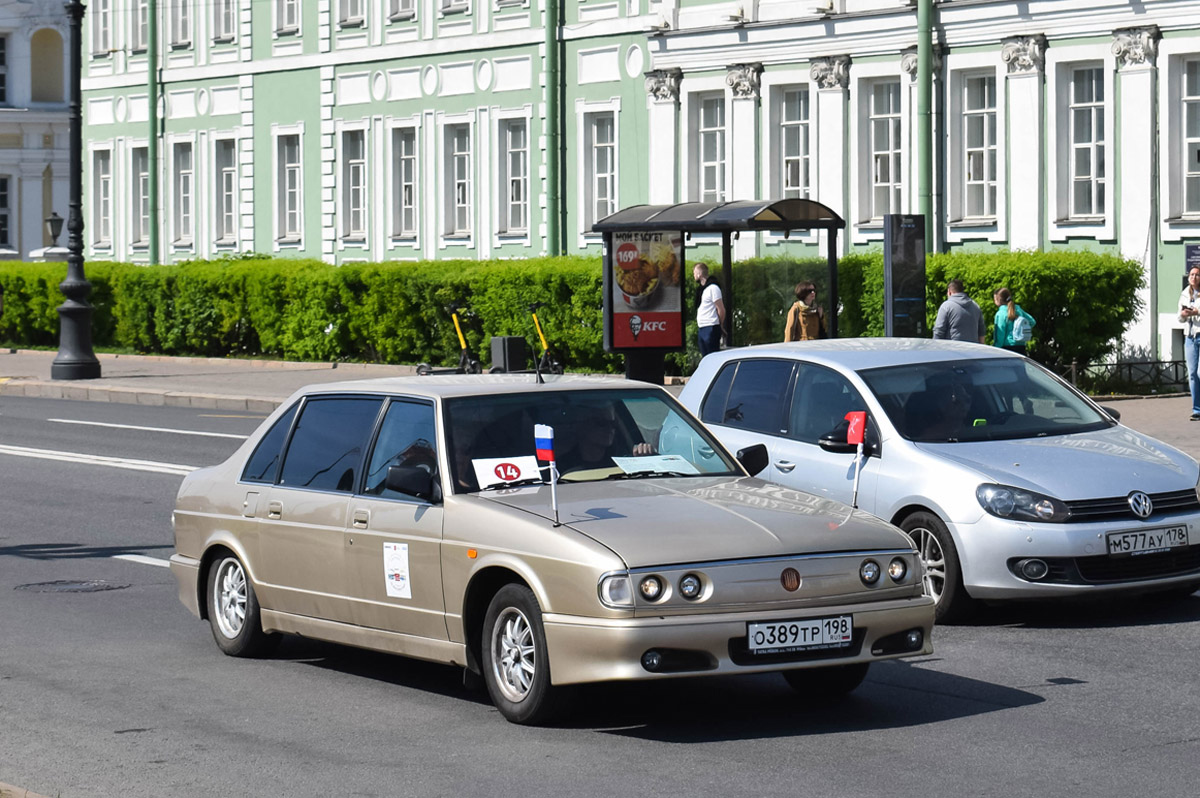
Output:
[{"left": 784, "top": 282, "right": 826, "bottom": 341}]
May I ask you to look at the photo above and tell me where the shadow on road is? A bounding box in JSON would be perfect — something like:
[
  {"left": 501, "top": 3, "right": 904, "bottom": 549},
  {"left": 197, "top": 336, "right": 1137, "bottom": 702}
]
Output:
[
  {"left": 963, "top": 591, "right": 1200, "bottom": 630},
  {"left": 0, "top": 541, "right": 174, "bottom": 560}
]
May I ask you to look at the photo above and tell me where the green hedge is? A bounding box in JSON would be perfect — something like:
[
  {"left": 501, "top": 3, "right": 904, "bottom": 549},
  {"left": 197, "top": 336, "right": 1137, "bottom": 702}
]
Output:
[{"left": 0, "top": 249, "right": 1143, "bottom": 373}]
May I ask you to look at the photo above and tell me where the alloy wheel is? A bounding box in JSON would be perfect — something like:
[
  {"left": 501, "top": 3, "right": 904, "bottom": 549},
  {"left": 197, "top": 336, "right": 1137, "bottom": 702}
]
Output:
[
  {"left": 491, "top": 607, "right": 536, "bottom": 703},
  {"left": 213, "top": 559, "right": 248, "bottom": 639}
]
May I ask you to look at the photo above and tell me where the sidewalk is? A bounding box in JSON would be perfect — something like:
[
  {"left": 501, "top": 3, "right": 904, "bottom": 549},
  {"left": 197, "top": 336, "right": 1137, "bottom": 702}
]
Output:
[{"left": 0, "top": 347, "right": 1196, "bottom": 455}]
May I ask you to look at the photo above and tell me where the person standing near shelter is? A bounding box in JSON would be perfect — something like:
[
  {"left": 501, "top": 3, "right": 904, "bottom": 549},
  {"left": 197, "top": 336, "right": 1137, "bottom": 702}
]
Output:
[
  {"left": 992, "top": 287, "right": 1036, "bottom": 355},
  {"left": 783, "top": 281, "right": 826, "bottom": 341},
  {"left": 932, "top": 279, "right": 985, "bottom": 343},
  {"left": 1179, "top": 266, "right": 1200, "bottom": 420},
  {"left": 694, "top": 262, "right": 725, "bottom": 356}
]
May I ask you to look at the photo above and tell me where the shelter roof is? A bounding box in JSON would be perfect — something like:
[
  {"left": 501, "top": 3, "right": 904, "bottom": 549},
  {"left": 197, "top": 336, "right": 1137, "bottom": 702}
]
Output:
[{"left": 591, "top": 199, "right": 845, "bottom": 233}]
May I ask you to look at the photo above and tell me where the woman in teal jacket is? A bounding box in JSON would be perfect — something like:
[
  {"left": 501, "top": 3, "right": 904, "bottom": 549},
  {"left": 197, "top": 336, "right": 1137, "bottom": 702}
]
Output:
[{"left": 992, "top": 287, "right": 1036, "bottom": 355}]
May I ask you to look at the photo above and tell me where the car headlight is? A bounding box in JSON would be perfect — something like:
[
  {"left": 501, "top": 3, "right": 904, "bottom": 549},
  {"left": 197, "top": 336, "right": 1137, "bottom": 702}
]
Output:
[
  {"left": 678, "top": 573, "right": 703, "bottom": 600},
  {"left": 639, "top": 575, "right": 664, "bottom": 601},
  {"left": 976, "top": 483, "right": 1070, "bottom": 522},
  {"left": 860, "top": 560, "right": 881, "bottom": 585},
  {"left": 888, "top": 557, "right": 908, "bottom": 582},
  {"left": 598, "top": 574, "right": 633, "bottom": 608}
]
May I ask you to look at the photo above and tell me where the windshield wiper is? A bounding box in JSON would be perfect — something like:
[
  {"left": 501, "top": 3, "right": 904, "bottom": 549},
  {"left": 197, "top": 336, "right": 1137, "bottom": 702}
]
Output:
[
  {"left": 604, "top": 470, "right": 692, "bottom": 480},
  {"left": 481, "top": 477, "right": 546, "bottom": 491}
]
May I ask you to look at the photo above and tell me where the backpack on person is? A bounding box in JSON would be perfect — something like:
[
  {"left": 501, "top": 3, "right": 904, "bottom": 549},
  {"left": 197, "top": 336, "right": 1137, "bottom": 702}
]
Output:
[{"left": 1011, "top": 314, "right": 1033, "bottom": 343}]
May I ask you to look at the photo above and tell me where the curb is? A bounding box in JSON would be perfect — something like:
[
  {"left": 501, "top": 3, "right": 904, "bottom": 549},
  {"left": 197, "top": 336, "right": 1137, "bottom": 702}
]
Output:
[
  {"left": 0, "top": 379, "right": 285, "bottom": 413},
  {"left": 0, "top": 781, "right": 52, "bottom": 798},
  {"left": 4, "top": 348, "right": 339, "bottom": 371}
]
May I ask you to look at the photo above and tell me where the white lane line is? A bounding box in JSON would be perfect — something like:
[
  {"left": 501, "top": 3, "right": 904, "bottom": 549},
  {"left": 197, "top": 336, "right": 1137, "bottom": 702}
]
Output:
[
  {"left": 113, "top": 554, "right": 172, "bottom": 569},
  {"left": 0, "top": 444, "right": 198, "bottom": 475},
  {"left": 48, "top": 418, "right": 248, "bottom": 440}
]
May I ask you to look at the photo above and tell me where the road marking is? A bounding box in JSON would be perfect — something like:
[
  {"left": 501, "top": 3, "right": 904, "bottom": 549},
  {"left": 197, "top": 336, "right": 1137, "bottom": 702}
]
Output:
[
  {"left": 0, "top": 444, "right": 198, "bottom": 475},
  {"left": 48, "top": 418, "right": 248, "bottom": 439},
  {"left": 113, "top": 554, "right": 172, "bottom": 569},
  {"left": 199, "top": 413, "right": 266, "bottom": 419}
]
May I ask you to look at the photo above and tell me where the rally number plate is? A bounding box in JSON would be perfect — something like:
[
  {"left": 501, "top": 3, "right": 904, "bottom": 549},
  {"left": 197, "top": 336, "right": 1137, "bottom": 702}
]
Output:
[
  {"left": 1106, "top": 526, "right": 1189, "bottom": 557},
  {"left": 747, "top": 615, "right": 853, "bottom": 654}
]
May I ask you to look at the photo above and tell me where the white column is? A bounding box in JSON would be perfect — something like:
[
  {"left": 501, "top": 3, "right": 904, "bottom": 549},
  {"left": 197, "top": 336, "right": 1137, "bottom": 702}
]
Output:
[
  {"left": 727, "top": 63, "right": 761, "bottom": 260},
  {"left": 645, "top": 69, "right": 680, "bottom": 205},
  {"left": 813, "top": 56, "right": 850, "bottom": 256},
  {"left": 1002, "top": 36, "right": 1046, "bottom": 252}
]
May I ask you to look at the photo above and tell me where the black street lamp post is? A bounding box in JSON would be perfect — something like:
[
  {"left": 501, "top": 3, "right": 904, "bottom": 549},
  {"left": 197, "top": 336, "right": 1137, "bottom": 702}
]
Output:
[
  {"left": 46, "top": 212, "right": 64, "bottom": 247},
  {"left": 52, "top": 0, "right": 101, "bottom": 381}
]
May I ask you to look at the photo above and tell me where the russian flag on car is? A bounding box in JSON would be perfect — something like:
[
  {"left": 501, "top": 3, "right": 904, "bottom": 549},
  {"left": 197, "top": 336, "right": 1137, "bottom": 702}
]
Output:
[{"left": 534, "top": 424, "right": 555, "bottom": 462}]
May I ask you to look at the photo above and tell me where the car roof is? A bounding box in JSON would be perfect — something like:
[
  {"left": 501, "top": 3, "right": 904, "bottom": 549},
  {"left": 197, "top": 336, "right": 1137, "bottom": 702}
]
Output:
[
  {"left": 291, "top": 374, "right": 648, "bottom": 401},
  {"left": 705, "top": 339, "right": 1021, "bottom": 372}
]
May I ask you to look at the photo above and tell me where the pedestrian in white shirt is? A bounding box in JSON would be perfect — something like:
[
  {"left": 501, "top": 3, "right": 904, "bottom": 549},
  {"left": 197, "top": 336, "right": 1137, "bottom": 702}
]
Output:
[{"left": 693, "top": 262, "right": 725, "bottom": 357}]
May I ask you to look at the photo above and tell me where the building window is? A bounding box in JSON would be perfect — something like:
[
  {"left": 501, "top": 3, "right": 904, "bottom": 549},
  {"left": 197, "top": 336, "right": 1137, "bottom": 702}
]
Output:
[
  {"left": 698, "top": 94, "right": 726, "bottom": 203},
  {"left": 0, "top": 36, "right": 7, "bottom": 104},
  {"left": 441, "top": 0, "right": 470, "bottom": 13},
  {"left": 276, "top": 0, "right": 300, "bottom": 32},
  {"left": 781, "top": 87, "right": 811, "bottom": 199},
  {"left": 215, "top": 140, "right": 237, "bottom": 242},
  {"left": 0, "top": 176, "right": 9, "bottom": 246},
  {"left": 131, "top": 0, "right": 149, "bottom": 51},
  {"left": 584, "top": 111, "right": 615, "bottom": 229},
  {"left": 498, "top": 119, "right": 528, "bottom": 234},
  {"left": 94, "top": 151, "right": 112, "bottom": 245},
  {"left": 1184, "top": 60, "right": 1200, "bottom": 216},
  {"left": 93, "top": 0, "right": 112, "bottom": 56},
  {"left": 171, "top": 0, "right": 192, "bottom": 47},
  {"left": 869, "top": 80, "right": 902, "bottom": 220},
  {"left": 277, "top": 134, "right": 302, "bottom": 240},
  {"left": 340, "top": 0, "right": 365, "bottom": 25},
  {"left": 1068, "top": 66, "right": 1105, "bottom": 217},
  {"left": 173, "top": 142, "right": 193, "bottom": 243},
  {"left": 963, "top": 74, "right": 997, "bottom": 218},
  {"left": 213, "top": 0, "right": 237, "bottom": 41},
  {"left": 132, "top": 147, "right": 149, "bottom": 244},
  {"left": 389, "top": 0, "right": 416, "bottom": 18},
  {"left": 341, "top": 130, "right": 367, "bottom": 239},
  {"left": 445, "top": 124, "right": 472, "bottom": 236},
  {"left": 392, "top": 127, "right": 418, "bottom": 238}
]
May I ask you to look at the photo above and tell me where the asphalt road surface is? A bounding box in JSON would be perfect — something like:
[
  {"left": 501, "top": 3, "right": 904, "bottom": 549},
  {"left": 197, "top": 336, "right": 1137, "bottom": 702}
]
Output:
[{"left": 1, "top": 396, "right": 1198, "bottom": 798}]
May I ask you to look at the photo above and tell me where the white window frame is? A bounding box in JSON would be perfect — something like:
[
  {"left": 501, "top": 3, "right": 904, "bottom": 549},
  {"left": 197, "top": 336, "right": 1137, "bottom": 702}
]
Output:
[
  {"left": 170, "top": 0, "right": 192, "bottom": 48},
  {"left": 131, "top": 0, "right": 149, "bottom": 52},
  {"left": 390, "top": 123, "right": 419, "bottom": 240},
  {"left": 340, "top": 127, "right": 368, "bottom": 241},
  {"left": 696, "top": 93, "right": 726, "bottom": 204},
  {"left": 339, "top": 0, "right": 366, "bottom": 26},
  {"left": 213, "top": 0, "right": 237, "bottom": 42},
  {"left": 442, "top": 120, "right": 473, "bottom": 239},
  {"left": 944, "top": 57, "right": 1008, "bottom": 244},
  {"left": 440, "top": 0, "right": 471, "bottom": 14},
  {"left": 275, "top": 0, "right": 300, "bottom": 34},
  {"left": 389, "top": 0, "right": 416, "bottom": 19},
  {"left": 172, "top": 141, "right": 194, "bottom": 245},
  {"left": 273, "top": 127, "right": 304, "bottom": 246},
  {"left": 867, "top": 79, "right": 902, "bottom": 222},
  {"left": 0, "top": 175, "right": 10, "bottom": 246},
  {"left": 779, "top": 85, "right": 811, "bottom": 201},
  {"left": 1183, "top": 59, "right": 1200, "bottom": 218},
  {"left": 496, "top": 114, "right": 530, "bottom": 237},
  {"left": 760, "top": 70, "right": 819, "bottom": 246},
  {"left": 93, "top": 149, "right": 113, "bottom": 245},
  {"left": 131, "top": 146, "right": 149, "bottom": 245},
  {"left": 848, "top": 65, "right": 910, "bottom": 242},
  {"left": 92, "top": 0, "right": 113, "bottom": 57},
  {"left": 1067, "top": 65, "right": 1106, "bottom": 219},
  {"left": 576, "top": 103, "right": 618, "bottom": 246},
  {"left": 214, "top": 139, "right": 238, "bottom": 244}
]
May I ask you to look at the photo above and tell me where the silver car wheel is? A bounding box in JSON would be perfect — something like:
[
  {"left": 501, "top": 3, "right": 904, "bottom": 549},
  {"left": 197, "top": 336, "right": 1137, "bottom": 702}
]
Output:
[
  {"left": 909, "top": 526, "right": 947, "bottom": 603},
  {"left": 213, "top": 558, "right": 248, "bottom": 640},
  {"left": 491, "top": 607, "right": 536, "bottom": 703}
]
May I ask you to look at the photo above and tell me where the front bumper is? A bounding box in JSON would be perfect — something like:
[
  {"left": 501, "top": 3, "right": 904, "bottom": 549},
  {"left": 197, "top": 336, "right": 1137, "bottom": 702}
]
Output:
[
  {"left": 542, "top": 595, "right": 934, "bottom": 686},
  {"left": 955, "top": 512, "right": 1200, "bottom": 600}
]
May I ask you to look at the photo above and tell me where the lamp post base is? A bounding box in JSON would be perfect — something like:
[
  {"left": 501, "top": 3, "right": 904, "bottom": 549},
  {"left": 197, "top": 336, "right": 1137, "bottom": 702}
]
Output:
[{"left": 50, "top": 357, "right": 101, "bottom": 381}]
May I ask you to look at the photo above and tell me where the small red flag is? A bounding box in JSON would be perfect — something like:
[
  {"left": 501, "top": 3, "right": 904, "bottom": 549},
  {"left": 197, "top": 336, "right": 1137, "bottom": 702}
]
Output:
[{"left": 845, "top": 411, "right": 867, "bottom": 446}]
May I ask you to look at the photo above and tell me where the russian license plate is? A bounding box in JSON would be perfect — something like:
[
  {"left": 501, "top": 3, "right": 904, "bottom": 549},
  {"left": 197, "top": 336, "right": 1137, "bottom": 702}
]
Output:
[
  {"left": 1106, "top": 525, "right": 1189, "bottom": 556},
  {"left": 747, "top": 615, "right": 853, "bottom": 654}
]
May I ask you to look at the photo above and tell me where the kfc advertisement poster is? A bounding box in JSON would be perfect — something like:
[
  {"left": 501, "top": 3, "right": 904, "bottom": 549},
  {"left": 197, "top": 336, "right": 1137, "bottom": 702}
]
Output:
[{"left": 609, "top": 231, "right": 684, "bottom": 350}]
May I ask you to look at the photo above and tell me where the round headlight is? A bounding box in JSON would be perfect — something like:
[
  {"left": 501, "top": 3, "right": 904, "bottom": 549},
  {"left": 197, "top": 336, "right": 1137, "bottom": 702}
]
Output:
[
  {"left": 1034, "top": 500, "right": 1057, "bottom": 520},
  {"left": 679, "top": 573, "right": 702, "bottom": 600},
  {"left": 888, "top": 557, "right": 907, "bottom": 581},
  {"left": 860, "top": 560, "right": 881, "bottom": 585},
  {"left": 989, "top": 487, "right": 1016, "bottom": 516},
  {"left": 639, "top": 575, "right": 664, "bottom": 601}
]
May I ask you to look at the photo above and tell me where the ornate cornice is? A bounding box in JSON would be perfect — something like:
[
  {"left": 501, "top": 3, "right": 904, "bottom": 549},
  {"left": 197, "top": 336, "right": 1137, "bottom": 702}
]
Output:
[
  {"left": 901, "top": 45, "right": 942, "bottom": 82},
  {"left": 644, "top": 68, "right": 683, "bottom": 103},
  {"left": 726, "top": 63, "right": 763, "bottom": 99},
  {"left": 1112, "top": 26, "right": 1161, "bottom": 70},
  {"left": 810, "top": 55, "right": 851, "bottom": 90},
  {"left": 1001, "top": 35, "right": 1047, "bottom": 75}
]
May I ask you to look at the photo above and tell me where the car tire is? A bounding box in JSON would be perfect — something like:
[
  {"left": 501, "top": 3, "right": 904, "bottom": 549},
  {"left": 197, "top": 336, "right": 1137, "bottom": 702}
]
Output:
[
  {"left": 900, "top": 511, "right": 977, "bottom": 624},
  {"left": 416, "top": 363, "right": 432, "bottom": 376},
  {"left": 207, "top": 554, "right": 278, "bottom": 658},
  {"left": 781, "top": 663, "right": 870, "bottom": 697},
  {"left": 481, "top": 584, "right": 565, "bottom": 725}
]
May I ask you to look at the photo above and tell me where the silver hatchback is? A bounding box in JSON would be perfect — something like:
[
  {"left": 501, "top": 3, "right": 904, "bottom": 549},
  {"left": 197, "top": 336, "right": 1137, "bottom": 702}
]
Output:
[{"left": 679, "top": 339, "right": 1200, "bottom": 622}]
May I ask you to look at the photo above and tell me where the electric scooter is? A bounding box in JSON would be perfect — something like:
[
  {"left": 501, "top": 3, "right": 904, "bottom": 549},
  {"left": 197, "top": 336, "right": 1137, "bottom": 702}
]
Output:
[{"left": 416, "top": 306, "right": 482, "bottom": 375}]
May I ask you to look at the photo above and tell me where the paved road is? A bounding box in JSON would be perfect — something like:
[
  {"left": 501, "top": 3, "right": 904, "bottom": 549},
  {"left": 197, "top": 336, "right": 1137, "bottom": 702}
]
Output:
[{"left": 1, "top": 396, "right": 1198, "bottom": 797}]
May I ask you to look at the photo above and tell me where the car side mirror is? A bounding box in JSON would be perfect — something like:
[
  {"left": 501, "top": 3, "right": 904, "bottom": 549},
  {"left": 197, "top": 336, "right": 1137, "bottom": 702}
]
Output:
[
  {"left": 385, "top": 465, "right": 441, "bottom": 502},
  {"left": 1099, "top": 405, "right": 1121, "bottom": 422},
  {"left": 817, "top": 419, "right": 877, "bottom": 456},
  {"left": 736, "top": 443, "right": 769, "bottom": 477}
]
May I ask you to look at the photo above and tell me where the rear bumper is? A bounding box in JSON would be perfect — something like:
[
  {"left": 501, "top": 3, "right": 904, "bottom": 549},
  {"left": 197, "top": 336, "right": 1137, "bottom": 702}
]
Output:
[{"left": 170, "top": 553, "right": 202, "bottom": 619}]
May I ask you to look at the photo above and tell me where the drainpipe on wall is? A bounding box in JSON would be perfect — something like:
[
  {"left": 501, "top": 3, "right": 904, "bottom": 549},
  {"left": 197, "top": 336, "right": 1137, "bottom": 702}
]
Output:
[
  {"left": 544, "top": 0, "right": 562, "bottom": 256},
  {"left": 917, "top": 0, "right": 933, "bottom": 250},
  {"left": 148, "top": 0, "right": 159, "bottom": 264}
]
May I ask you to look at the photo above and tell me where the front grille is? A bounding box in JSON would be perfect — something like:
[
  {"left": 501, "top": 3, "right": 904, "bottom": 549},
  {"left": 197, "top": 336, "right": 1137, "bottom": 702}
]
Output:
[
  {"left": 1008, "top": 545, "right": 1200, "bottom": 585},
  {"left": 1064, "top": 489, "right": 1199, "bottom": 523}
]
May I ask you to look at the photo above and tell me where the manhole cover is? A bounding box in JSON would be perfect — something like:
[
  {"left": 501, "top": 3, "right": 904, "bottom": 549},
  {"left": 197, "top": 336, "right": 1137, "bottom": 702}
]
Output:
[{"left": 15, "top": 580, "right": 131, "bottom": 593}]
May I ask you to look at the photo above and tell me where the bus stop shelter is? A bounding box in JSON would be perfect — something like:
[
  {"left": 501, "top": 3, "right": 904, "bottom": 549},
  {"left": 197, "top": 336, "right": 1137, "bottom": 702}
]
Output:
[{"left": 592, "top": 198, "right": 846, "bottom": 383}]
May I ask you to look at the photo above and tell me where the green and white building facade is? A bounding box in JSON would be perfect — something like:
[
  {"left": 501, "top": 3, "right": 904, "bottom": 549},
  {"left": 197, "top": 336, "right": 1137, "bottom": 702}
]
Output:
[{"left": 81, "top": 0, "right": 1200, "bottom": 359}]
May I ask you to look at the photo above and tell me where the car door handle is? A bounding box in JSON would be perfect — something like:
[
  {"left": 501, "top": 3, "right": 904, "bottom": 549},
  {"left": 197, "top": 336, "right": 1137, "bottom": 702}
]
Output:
[
  {"left": 775, "top": 460, "right": 796, "bottom": 473},
  {"left": 352, "top": 509, "right": 370, "bottom": 529},
  {"left": 267, "top": 500, "right": 282, "bottom": 520}
]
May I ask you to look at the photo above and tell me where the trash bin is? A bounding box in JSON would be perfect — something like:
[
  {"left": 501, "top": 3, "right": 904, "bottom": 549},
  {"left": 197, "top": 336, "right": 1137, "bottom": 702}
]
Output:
[{"left": 490, "top": 336, "right": 528, "bottom": 373}]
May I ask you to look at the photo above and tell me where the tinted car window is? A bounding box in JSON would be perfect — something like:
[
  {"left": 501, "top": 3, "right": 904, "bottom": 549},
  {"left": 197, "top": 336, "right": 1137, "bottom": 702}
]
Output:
[
  {"left": 787, "top": 365, "right": 867, "bottom": 444},
  {"left": 708, "top": 359, "right": 794, "bottom": 435},
  {"left": 241, "top": 403, "right": 298, "bottom": 484},
  {"left": 363, "top": 400, "right": 438, "bottom": 499},
  {"left": 279, "top": 397, "right": 384, "bottom": 492},
  {"left": 700, "top": 363, "right": 736, "bottom": 425}
]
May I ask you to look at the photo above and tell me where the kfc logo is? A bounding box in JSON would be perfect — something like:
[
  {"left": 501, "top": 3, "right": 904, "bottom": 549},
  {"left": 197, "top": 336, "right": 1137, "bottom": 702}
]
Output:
[{"left": 629, "top": 315, "right": 643, "bottom": 340}]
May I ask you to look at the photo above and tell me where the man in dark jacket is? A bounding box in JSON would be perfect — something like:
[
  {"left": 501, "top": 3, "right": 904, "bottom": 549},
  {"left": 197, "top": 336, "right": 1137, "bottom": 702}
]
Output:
[{"left": 932, "top": 280, "right": 985, "bottom": 343}]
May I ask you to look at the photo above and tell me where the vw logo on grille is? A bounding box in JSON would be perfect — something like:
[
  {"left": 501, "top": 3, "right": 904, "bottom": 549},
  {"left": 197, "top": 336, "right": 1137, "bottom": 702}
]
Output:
[{"left": 1127, "top": 491, "right": 1153, "bottom": 519}]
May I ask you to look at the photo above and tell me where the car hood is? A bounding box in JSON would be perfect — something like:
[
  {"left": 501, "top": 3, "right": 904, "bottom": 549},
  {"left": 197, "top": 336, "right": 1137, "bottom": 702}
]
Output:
[
  {"left": 479, "top": 476, "right": 912, "bottom": 568},
  {"left": 916, "top": 425, "right": 1199, "bottom": 500}
]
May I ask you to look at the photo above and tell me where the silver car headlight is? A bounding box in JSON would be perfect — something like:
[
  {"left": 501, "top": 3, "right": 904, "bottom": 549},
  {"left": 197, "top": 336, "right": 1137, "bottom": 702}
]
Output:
[
  {"left": 598, "top": 573, "right": 634, "bottom": 608},
  {"left": 976, "top": 483, "right": 1069, "bottom": 523}
]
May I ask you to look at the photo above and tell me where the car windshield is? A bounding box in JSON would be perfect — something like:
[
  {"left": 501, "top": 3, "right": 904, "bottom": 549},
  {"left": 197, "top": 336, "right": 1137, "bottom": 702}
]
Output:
[
  {"left": 444, "top": 389, "right": 741, "bottom": 492},
  {"left": 859, "top": 358, "right": 1115, "bottom": 443}
]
